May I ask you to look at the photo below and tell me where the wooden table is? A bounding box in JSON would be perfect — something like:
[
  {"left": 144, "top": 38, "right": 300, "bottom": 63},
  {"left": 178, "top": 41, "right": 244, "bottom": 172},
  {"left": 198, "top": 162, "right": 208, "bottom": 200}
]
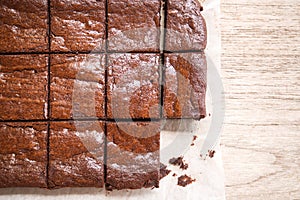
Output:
[{"left": 220, "top": 0, "right": 300, "bottom": 199}]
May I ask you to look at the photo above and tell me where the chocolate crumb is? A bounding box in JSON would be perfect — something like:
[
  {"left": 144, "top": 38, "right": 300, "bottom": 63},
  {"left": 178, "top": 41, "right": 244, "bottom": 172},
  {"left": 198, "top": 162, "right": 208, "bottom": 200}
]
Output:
[
  {"left": 169, "top": 156, "right": 189, "bottom": 170},
  {"left": 200, "top": 6, "right": 204, "bottom": 11},
  {"left": 193, "top": 135, "right": 198, "bottom": 141},
  {"left": 172, "top": 173, "right": 177, "bottom": 177},
  {"left": 177, "top": 175, "right": 196, "bottom": 187},
  {"left": 180, "top": 163, "right": 188, "bottom": 170},
  {"left": 191, "top": 135, "right": 198, "bottom": 146},
  {"left": 208, "top": 150, "right": 216, "bottom": 158},
  {"left": 169, "top": 156, "right": 183, "bottom": 165},
  {"left": 160, "top": 163, "right": 171, "bottom": 179}
]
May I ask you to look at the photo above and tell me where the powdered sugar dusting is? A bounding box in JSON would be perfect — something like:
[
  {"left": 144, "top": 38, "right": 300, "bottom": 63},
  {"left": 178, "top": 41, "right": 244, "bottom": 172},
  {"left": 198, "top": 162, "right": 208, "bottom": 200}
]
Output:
[{"left": 75, "top": 130, "right": 103, "bottom": 144}]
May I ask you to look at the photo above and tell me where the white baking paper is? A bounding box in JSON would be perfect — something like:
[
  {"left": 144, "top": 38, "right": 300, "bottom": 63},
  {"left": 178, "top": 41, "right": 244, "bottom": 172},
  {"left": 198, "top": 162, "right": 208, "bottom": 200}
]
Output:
[{"left": 0, "top": 0, "right": 224, "bottom": 199}]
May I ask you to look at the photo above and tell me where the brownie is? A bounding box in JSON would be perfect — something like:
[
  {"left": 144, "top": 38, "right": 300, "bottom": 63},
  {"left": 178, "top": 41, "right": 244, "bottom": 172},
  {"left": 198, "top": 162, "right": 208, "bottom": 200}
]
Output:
[
  {"left": 50, "top": 54, "right": 105, "bottom": 119},
  {"left": 0, "top": 0, "right": 48, "bottom": 53},
  {"left": 164, "top": 53, "right": 207, "bottom": 119},
  {"left": 49, "top": 121, "right": 105, "bottom": 188},
  {"left": 107, "top": 54, "right": 160, "bottom": 119},
  {"left": 108, "top": 0, "right": 160, "bottom": 52},
  {"left": 0, "top": 122, "right": 47, "bottom": 188},
  {"left": 51, "top": 0, "right": 106, "bottom": 52},
  {"left": 177, "top": 174, "right": 195, "bottom": 187},
  {"left": 0, "top": 55, "right": 48, "bottom": 120},
  {"left": 165, "top": 0, "right": 207, "bottom": 51},
  {"left": 106, "top": 122, "right": 160, "bottom": 190}
]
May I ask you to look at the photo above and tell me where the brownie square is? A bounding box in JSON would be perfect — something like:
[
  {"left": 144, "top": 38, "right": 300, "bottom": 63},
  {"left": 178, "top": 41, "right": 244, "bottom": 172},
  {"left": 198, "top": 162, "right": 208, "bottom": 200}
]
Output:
[
  {"left": 106, "top": 121, "right": 160, "bottom": 190},
  {"left": 0, "top": 55, "right": 48, "bottom": 120},
  {"left": 107, "top": 53, "right": 160, "bottom": 119},
  {"left": 108, "top": 0, "right": 161, "bottom": 52},
  {"left": 165, "top": 0, "right": 207, "bottom": 51},
  {"left": 51, "top": 0, "right": 106, "bottom": 52},
  {"left": 0, "top": 122, "right": 47, "bottom": 188},
  {"left": 0, "top": 0, "right": 48, "bottom": 53},
  {"left": 50, "top": 54, "right": 105, "bottom": 119},
  {"left": 49, "top": 121, "right": 105, "bottom": 188},
  {"left": 164, "top": 53, "right": 207, "bottom": 119}
]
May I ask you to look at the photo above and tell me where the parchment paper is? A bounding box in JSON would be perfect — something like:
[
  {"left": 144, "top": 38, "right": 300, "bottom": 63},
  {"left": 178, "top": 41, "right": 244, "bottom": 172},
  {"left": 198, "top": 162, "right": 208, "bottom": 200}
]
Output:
[{"left": 0, "top": 0, "right": 224, "bottom": 199}]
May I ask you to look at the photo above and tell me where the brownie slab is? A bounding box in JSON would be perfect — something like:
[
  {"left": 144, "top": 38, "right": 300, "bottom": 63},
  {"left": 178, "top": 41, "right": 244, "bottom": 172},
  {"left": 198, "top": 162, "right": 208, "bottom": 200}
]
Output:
[
  {"left": 0, "top": 122, "right": 47, "bottom": 188},
  {"left": 0, "top": 55, "right": 48, "bottom": 120},
  {"left": 50, "top": 54, "right": 105, "bottom": 119},
  {"left": 106, "top": 122, "right": 160, "bottom": 190},
  {"left": 0, "top": 0, "right": 48, "bottom": 53},
  {"left": 108, "top": 0, "right": 160, "bottom": 52},
  {"left": 51, "top": 0, "right": 106, "bottom": 52},
  {"left": 165, "top": 0, "right": 207, "bottom": 51},
  {"left": 49, "top": 121, "right": 105, "bottom": 188},
  {"left": 164, "top": 53, "right": 207, "bottom": 119},
  {"left": 107, "top": 53, "right": 160, "bottom": 119}
]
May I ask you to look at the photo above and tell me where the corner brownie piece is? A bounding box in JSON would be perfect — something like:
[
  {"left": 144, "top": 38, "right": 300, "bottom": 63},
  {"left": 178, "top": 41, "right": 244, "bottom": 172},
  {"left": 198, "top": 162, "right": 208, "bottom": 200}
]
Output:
[
  {"left": 165, "top": 0, "right": 207, "bottom": 51},
  {"left": 49, "top": 121, "right": 105, "bottom": 188},
  {"left": 106, "top": 122, "right": 160, "bottom": 190},
  {"left": 0, "top": 0, "right": 48, "bottom": 52},
  {"left": 51, "top": 0, "right": 106, "bottom": 52},
  {"left": 108, "top": 0, "right": 160, "bottom": 52},
  {"left": 107, "top": 54, "right": 160, "bottom": 119},
  {"left": 0, "top": 122, "right": 47, "bottom": 188},
  {"left": 0, "top": 55, "right": 48, "bottom": 120},
  {"left": 50, "top": 54, "right": 105, "bottom": 119},
  {"left": 164, "top": 53, "right": 207, "bottom": 119}
]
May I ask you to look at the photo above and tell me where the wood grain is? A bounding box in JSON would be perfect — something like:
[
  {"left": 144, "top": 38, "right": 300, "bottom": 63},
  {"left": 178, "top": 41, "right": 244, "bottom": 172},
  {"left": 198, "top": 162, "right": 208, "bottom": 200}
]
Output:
[{"left": 220, "top": 0, "right": 300, "bottom": 199}]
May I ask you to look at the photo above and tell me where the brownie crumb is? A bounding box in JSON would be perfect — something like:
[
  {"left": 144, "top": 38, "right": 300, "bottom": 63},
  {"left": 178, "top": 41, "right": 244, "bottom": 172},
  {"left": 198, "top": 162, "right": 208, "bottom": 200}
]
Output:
[
  {"left": 172, "top": 173, "right": 177, "bottom": 177},
  {"left": 180, "top": 163, "right": 188, "bottom": 170},
  {"left": 160, "top": 163, "right": 171, "bottom": 180},
  {"left": 193, "top": 135, "right": 198, "bottom": 141},
  {"left": 191, "top": 135, "right": 198, "bottom": 146},
  {"left": 177, "top": 175, "right": 196, "bottom": 187},
  {"left": 200, "top": 6, "right": 204, "bottom": 11},
  {"left": 169, "top": 157, "right": 183, "bottom": 165},
  {"left": 169, "top": 156, "right": 188, "bottom": 170},
  {"left": 208, "top": 150, "right": 216, "bottom": 158}
]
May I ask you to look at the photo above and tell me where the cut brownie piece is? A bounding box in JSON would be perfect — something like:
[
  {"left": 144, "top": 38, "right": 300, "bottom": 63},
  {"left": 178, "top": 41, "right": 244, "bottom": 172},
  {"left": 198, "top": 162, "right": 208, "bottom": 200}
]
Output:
[
  {"left": 0, "top": 55, "right": 48, "bottom": 120},
  {"left": 0, "top": 122, "right": 47, "bottom": 188},
  {"left": 106, "top": 121, "right": 160, "bottom": 190},
  {"left": 0, "top": 0, "right": 48, "bottom": 52},
  {"left": 107, "top": 53, "right": 160, "bottom": 119},
  {"left": 49, "top": 121, "right": 105, "bottom": 188},
  {"left": 108, "top": 0, "right": 160, "bottom": 52},
  {"left": 51, "top": 0, "right": 106, "bottom": 52},
  {"left": 164, "top": 53, "right": 207, "bottom": 119},
  {"left": 165, "top": 0, "right": 207, "bottom": 51},
  {"left": 50, "top": 54, "right": 105, "bottom": 119}
]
